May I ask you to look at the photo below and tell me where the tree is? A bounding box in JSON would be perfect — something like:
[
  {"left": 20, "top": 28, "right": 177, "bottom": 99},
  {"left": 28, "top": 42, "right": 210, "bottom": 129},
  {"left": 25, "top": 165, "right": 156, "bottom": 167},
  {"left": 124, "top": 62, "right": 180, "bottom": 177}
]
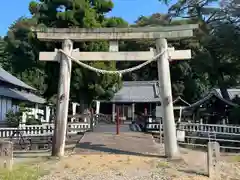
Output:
[
  {"left": 0, "top": 37, "right": 10, "bottom": 69},
  {"left": 118, "top": 13, "right": 205, "bottom": 102},
  {"left": 4, "top": 17, "right": 47, "bottom": 95},
  {"left": 158, "top": 0, "right": 240, "bottom": 101},
  {"left": 221, "top": 0, "right": 240, "bottom": 21},
  {"left": 4, "top": 0, "right": 128, "bottom": 106}
]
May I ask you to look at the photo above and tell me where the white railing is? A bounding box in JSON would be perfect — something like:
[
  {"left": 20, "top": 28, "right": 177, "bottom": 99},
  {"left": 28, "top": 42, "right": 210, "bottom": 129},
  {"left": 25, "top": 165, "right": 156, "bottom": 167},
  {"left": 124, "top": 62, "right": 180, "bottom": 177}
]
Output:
[
  {"left": 145, "top": 122, "right": 240, "bottom": 135},
  {"left": 0, "top": 128, "right": 18, "bottom": 138},
  {"left": 0, "top": 122, "right": 91, "bottom": 138},
  {"left": 3, "top": 120, "right": 239, "bottom": 139},
  {"left": 178, "top": 123, "right": 240, "bottom": 134},
  {"left": 146, "top": 123, "right": 163, "bottom": 131},
  {"left": 23, "top": 106, "right": 53, "bottom": 123},
  {"left": 20, "top": 123, "right": 54, "bottom": 136},
  {"left": 67, "top": 122, "right": 90, "bottom": 134}
]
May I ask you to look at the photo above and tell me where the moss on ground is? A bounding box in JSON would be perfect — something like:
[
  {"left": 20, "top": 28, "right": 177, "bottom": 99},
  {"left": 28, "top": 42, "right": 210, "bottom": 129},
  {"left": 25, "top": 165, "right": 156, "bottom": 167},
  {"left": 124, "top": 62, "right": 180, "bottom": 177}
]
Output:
[
  {"left": 231, "top": 155, "right": 240, "bottom": 162},
  {"left": 0, "top": 159, "right": 50, "bottom": 180}
]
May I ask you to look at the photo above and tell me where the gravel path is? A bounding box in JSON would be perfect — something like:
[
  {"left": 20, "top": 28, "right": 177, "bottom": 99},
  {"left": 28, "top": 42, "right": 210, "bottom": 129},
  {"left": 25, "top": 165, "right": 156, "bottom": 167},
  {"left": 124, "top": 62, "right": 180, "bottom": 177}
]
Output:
[
  {"left": 38, "top": 152, "right": 240, "bottom": 180},
  {"left": 21, "top": 131, "right": 239, "bottom": 180},
  {"left": 36, "top": 132, "right": 240, "bottom": 180}
]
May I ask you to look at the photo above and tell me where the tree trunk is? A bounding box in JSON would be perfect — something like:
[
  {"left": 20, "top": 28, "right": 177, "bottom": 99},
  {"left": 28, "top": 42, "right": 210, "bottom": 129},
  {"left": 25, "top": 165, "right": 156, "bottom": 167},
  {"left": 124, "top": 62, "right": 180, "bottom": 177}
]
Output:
[
  {"left": 218, "top": 73, "right": 231, "bottom": 100},
  {"left": 219, "top": 87, "right": 230, "bottom": 100},
  {"left": 80, "top": 99, "right": 85, "bottom": 113}
]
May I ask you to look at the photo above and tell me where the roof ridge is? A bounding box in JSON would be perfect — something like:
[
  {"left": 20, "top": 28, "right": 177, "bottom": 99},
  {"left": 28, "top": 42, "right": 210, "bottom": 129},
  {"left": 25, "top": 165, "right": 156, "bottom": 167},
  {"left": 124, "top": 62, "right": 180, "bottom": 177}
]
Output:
[
  {"left": 123, "top": 81, "right": 159, "bottom": 85},
  {"left": 173, "top": 96, "right": 190, "bottom": 106},
  {"left": 213, "top": 88, "right": 240, "bottom": 91},
  {"left": 0, "top": 67, "right": 36, "bottom": 91}
]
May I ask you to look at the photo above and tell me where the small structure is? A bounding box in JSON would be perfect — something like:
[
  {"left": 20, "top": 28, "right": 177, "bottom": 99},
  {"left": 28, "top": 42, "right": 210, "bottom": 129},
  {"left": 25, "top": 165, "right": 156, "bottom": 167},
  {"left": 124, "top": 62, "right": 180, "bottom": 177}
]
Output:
[
  {"left": 173, "top": 96, "right": 191, "bottom": 122},
  {"left": 98, "top": 81, "right": 160, "bottom": 122},
  {"left": 0, "top": 67, "right": 50, "bottom": 124},
  {"left": 68, "top": 102, "right": 91, "bottom": 123},
  {"left": 97, "top": 81, "right": 190, "bottom": 122},
  {"left": 183, "top": 88, "right": 240, "bottom": 124},
  {"left": 207, "top": 141, "right": 220, "bottom": 178},
  {"left": 0, "top": 141, "right": 13, "bottom": 170}
]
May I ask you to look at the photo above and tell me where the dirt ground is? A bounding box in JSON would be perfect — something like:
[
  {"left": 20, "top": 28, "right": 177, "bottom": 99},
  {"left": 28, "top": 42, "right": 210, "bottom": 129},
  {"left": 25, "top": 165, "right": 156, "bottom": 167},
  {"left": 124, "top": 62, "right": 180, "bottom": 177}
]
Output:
[
  {"left": 37, "top": 131, "right": 240, "bottom": 180},
  {"left": 38, "top": 149, "right": 240, "bottom": 180}
]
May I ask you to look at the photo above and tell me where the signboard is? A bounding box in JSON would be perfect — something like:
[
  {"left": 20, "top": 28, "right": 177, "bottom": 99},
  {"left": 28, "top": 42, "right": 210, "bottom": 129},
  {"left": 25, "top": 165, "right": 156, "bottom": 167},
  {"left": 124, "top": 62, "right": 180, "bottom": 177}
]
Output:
[
  {"left": 155, "top": 106, "right": 163, "bottom": 118},
  {"left": 176, "top": 130, "right": 185, "bottom": 142},
  {"left": 0, "top": 141, "right": 13, "bottom": 170},
  {"left": 207, "top": 141, "right": 220, "bottom": 178}
]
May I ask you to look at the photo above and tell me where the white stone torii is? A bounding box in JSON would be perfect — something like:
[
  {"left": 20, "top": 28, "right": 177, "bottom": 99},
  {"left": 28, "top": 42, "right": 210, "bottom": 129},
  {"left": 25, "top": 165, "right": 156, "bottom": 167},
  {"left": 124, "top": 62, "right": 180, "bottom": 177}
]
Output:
[{"left": 35, "top": 24, "right": 197, "bottom": 158}]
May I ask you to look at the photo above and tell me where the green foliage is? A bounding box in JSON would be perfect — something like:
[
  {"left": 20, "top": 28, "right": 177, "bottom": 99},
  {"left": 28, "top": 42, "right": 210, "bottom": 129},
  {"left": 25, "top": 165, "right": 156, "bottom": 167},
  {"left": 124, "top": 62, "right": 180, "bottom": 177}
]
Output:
[
  {"left": 28, "top": 0, "right": 128, "bottom": 104},
  {"left": 135, "top": 13, "right": 170, "bottom": 26},
  {"left": 0, "top": 161, "right": 49, "bottom": 180},
  {"left": 103, "top": 17, "right": 128, "bottom": 27},
  {"left": 228, "top": 96, "right": 240, "bottom": 124},
  {"left": 116, "top": 0, "right": 240, "bottom": 103},
  {"left": 156, "top": 0, "right": 240, "bottom": 101},
  {"left": 118, "top": 13, "right": 207, "bottom": 101},
  {"left": 0, "top": 37, "right": 10, "bottom": 70},
  {"left": 5, "top": 103, "right": 41, "bottom": 127},
  {"left": 5, "top": 110, "right": 21, "bottom": 127},
  {"left": 221, "top": 0, "right": 240, "bottom": 20},
  {"left": 0, "top": 0, "right": 129, "bottom": 106},
  {"left": 4, "top": 17, "right": 47, "bottom": 95},
  {"left": 2, "top": 0, "right": 240, "bottom": 109},
  {"left": 229, "top": 107, "right": 240, "bottom": 124}
]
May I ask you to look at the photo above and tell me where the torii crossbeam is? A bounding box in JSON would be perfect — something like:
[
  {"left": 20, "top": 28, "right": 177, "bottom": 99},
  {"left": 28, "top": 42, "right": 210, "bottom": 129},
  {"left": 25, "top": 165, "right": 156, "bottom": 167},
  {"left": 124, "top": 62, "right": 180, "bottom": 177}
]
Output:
[{"left": 39, "top": 48, "right": 191, "bottom": 62}]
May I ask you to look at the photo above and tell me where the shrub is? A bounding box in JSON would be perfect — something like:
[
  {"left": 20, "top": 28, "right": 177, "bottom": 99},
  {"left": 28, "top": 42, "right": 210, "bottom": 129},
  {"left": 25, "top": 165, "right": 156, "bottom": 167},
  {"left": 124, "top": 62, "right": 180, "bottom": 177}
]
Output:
[
  {"left": 5, "top": 110, "right": 21, "bottom": 127},
  {"left": 5, "top": 103, "right": 41, "bottom": 127}
]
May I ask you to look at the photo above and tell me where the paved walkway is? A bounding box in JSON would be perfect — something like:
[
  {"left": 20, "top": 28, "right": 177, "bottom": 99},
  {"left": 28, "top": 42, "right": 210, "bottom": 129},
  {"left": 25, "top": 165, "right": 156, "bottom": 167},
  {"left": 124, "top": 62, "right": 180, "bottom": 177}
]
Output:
[
  {"left": 75, "top": 124, "right": 161, "bottom": 156},
  {"left": 93, "top": 123, "right": 132, "bottom": 133}
]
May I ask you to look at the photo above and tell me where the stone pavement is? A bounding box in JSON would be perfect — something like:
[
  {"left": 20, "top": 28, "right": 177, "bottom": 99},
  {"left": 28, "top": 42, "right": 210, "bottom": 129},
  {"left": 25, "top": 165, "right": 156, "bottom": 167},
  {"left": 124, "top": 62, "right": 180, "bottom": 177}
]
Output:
[
  {"left": 93, "top": 123, "right": 132, "bottom": 133},
  {"left": 75, "top": 124, "right": 162, "bottom": 156}
]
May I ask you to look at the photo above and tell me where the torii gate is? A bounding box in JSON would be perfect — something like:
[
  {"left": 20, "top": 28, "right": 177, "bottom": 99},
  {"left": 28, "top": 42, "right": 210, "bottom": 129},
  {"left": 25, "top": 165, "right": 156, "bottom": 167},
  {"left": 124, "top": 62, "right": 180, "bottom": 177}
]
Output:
[{"left": 35, "top": 24, "right": 198, "bottom": 158}]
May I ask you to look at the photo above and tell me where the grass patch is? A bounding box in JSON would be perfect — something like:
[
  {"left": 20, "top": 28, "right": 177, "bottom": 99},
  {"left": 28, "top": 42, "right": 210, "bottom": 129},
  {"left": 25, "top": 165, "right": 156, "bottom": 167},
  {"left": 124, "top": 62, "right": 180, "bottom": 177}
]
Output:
[
  {"left": 0, "top": 160, "right": 49, "bottom": 180},
  {"left": 231, "top": 155, "right": 240, "bottom": 162},
  {"left": 156, "top": 161, "right": 169, "bottom": 168}
]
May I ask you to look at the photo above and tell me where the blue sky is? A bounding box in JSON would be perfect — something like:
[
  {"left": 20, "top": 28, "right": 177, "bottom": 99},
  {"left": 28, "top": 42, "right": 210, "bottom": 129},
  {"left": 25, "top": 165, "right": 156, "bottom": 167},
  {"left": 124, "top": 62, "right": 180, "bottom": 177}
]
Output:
[{"left": 0, "top": 0, "right": 172, "bottom": 36}]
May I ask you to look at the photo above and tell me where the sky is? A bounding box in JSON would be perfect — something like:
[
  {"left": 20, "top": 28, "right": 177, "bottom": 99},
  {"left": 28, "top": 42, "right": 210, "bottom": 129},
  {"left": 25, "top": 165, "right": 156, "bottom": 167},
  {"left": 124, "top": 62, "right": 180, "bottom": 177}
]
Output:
[{"left": 0, "top": 0, "right": 172, "bottom": 36}]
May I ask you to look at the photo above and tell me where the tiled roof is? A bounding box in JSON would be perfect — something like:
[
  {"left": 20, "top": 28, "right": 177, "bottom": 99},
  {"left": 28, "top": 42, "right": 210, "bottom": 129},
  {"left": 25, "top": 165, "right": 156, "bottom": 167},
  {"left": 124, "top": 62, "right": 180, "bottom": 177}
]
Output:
[
  {"left": 184, "top": 88, "right": 240, "bottom": 110},
  {"left": 0, "top": 67, "right": 36, "bottom": 90},
  {"left": 173, "top": 96, "right": 190, "bottom": 106},
  {"left": 110, "top": 81, "right": 161, "bottom": 103},
  {"left": 214, "top": 88, "right": 240, "bottom": 100},
  {"left": 0, "top": 86, "right": 45, "bottom": 104}
]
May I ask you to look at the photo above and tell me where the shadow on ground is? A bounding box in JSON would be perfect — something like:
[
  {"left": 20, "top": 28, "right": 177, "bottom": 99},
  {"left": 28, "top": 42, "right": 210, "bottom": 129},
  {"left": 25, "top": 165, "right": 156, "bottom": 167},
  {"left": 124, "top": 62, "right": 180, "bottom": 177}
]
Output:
[
  {"left": 76, "top": 142, "right": 165, "bottom": 158},
  {"left": 178, "top": 169, "right": 208, "bottom": 177},
  {"left": 13, "top": 145, "right": 76, "bottom": 159}
]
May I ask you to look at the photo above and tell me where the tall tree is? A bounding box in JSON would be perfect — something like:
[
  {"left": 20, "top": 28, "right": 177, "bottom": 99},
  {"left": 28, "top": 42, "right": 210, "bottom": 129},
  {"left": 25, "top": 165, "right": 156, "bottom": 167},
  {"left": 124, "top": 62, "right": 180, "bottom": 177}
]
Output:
[
  {"left": 221, "top": 0, "right": 240, "bottom": 21},
  {"left": 4, "top": 17, "right": 47, "bottom": 94},
  {"left": 119, "top": 13, "right": 205, "bottom": 102},
  {"left": 159, "top": 0, "right": 240, "bottom": 100},
  {"left": 0, "top": 37, "right": 10, "bottom": 69},
  {"left": 13, "top": 0, "right": 127, "bottom": 105}
]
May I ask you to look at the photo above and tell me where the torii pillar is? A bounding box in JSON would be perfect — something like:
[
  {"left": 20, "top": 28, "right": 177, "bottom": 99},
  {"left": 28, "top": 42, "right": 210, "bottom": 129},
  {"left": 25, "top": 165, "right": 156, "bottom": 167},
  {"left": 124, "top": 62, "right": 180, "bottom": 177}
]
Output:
[
  {"left": 52, "top": 39, "right": 73, "bottom": 156},
  {"left": 156, "top": 39, "right": 178, "bottom": 157}
]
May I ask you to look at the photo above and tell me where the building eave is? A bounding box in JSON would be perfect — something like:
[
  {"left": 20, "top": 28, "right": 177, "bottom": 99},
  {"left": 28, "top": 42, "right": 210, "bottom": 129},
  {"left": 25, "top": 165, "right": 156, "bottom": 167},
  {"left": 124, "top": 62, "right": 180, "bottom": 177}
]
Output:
[{"left": 0, "top": 87, "right": 46, "bottom": 104}]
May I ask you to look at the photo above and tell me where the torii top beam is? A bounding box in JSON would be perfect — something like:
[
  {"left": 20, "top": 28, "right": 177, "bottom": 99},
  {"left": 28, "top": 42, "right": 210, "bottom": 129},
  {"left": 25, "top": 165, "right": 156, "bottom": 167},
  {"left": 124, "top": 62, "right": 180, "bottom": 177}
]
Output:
[{"left": 34, "top": 24, "right": 198, "bottom": 41}]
